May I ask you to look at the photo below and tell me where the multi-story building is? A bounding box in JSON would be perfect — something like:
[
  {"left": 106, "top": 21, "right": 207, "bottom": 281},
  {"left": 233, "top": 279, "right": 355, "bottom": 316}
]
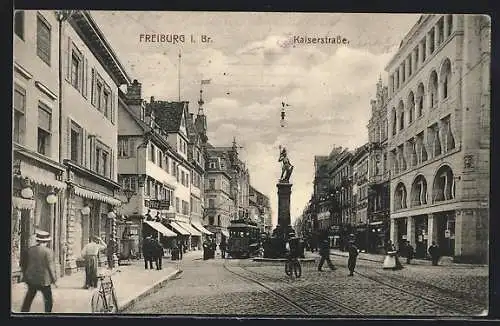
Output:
[
  {"left": 145, "top": 98, "right": 203, "bottom": 249},
  {"left": 249, "top": 185, "right": 272, "bottom": 233},
  {"left": 350, "top": 143, "right": 370, "bottom": 251},
  {"left": 367, "top": 78, "right": 391, "bottom": 253},
  {"left": 117, "top": 81, "right": 179, "bottom": 255},
  {"left": 386, "top": 14, "right": 490, "bottom": 263},
  {"left": 205, "top": 146, "right": 235, "bottom": 242},
  {"left": 12, "top": 10, "right": 67, "bottom": 281},
  {"left": 59, "top": 11, "right": 131, "bottom": 274},
  {"left": 313, "top": 155, "right": 331, "bottom": 231},
  {"left": 328, "top": 148, "right": 353, "bottom": 249}
]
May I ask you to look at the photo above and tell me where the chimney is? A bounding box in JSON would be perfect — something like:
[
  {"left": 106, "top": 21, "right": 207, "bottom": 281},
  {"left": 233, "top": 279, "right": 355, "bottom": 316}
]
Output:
[{"left": 126, "top": 79, "right": 142, "bottom": 104}]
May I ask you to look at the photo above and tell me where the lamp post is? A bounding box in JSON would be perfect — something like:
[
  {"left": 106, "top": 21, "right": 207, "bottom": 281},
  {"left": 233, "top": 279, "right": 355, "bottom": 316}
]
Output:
[{"left": 107, "top": 209, "right": 118, "bottom": 268}]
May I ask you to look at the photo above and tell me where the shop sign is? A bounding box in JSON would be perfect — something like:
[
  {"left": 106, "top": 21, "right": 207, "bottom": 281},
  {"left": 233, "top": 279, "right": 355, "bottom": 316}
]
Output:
[
  {"left": 444, "top": 229, "right": 451, "bottom": 238},
  {"left": 145, "top": 199, "right": 170, "bottom": 210}
]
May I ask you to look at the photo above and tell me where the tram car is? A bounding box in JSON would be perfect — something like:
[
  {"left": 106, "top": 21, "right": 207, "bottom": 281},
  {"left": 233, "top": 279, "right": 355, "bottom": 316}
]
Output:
[{"left": 227, "top": 219, "right": 261, "bottom": 258}]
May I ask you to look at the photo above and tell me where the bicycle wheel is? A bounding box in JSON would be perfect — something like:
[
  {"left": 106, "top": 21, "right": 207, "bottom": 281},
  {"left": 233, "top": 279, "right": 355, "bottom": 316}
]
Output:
[
  {"left": 105, "top": 287, "right": 119, "bottom": 313},
  {"left": 91, "top": 291, "right": 106, "bottom": 313},
  {"left": 293, "top": 261, "right": 302, "bottom": 278},
  {"left": 285, "top": 261, "right": 292, "bottom": 276}
]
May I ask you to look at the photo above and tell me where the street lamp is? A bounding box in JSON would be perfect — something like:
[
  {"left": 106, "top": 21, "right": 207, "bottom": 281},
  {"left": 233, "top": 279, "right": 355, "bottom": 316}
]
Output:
[{"left": 46, "top": 187, "right": 58, "bottom": 205}]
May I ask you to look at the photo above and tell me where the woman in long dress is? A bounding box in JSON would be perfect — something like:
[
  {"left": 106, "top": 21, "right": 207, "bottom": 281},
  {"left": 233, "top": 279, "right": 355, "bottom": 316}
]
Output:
[{"left": 383, "top": 240, "right": 403, "bottom": 270}]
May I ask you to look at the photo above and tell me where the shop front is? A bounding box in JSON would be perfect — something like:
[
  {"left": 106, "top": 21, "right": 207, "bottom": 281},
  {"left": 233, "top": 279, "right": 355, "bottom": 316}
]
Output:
[
  {"left": 436, "top": 211, "right": 455, "bottom": 257},
  {"left": 413, "top": 215, "right": 429, "bottom": 258},
  {"left": 64, "top": 161, "right": 122, "bottom": 274},
  {"left": 367, "top": 220, "right": 388, "bottom": 254},
  {"left": 191, "top": 220, "right": 213, "bottom": 249},
  {"left": 12, "top": 149, "right": 66, "bottom": 282}
]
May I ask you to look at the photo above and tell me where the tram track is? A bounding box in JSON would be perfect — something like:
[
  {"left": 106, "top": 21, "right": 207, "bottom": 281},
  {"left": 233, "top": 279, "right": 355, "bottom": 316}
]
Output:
[
  {"left": 229, "top": 261, "right": 363, "bottom": 315},
  {"left": 351, "top": 268, "right": 484, "bottom": 315}
]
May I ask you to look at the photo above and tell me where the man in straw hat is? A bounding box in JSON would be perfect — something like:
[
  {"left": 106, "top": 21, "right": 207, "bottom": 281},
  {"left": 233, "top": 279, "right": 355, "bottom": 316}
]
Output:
[
  {"left": 20, "top": 230, "right": 57, "bottom": 312},
  {"left": 81, "top": 236, "right": 107, "bottom": 288}
]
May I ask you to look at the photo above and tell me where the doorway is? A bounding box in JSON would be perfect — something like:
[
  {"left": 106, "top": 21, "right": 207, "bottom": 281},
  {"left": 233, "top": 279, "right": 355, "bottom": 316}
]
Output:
[{"left": 437, "top": 212, "right": 455, "bottom": 256}]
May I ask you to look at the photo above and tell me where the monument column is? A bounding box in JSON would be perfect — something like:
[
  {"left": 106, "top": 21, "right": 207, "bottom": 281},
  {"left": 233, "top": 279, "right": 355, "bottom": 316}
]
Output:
[{"left": 276, "top": 182, "right": 293, "bottom": 232}]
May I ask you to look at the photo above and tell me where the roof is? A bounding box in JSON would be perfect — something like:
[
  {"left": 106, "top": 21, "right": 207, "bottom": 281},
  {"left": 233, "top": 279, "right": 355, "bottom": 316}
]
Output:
[
  {"left": 146, "top": 101, "right": 187, "bottom": 133},
  {"left": 70, "top": 11, "right": 131, "bottom": 85}
]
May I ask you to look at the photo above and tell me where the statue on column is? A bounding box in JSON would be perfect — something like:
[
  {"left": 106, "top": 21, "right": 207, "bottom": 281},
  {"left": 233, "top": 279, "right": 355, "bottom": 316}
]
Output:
[{"left": 278, "top": 146, "right": 294, "bottom": 183}]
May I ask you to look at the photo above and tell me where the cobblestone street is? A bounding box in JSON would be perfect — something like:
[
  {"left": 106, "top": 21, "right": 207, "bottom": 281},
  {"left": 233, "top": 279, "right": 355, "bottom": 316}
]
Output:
[{"left": 124, "top": 254, "right": 488, "bottom": 316}]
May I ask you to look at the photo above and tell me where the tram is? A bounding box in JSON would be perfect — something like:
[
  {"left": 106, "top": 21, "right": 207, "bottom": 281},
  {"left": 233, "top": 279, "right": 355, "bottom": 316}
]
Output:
[{"left": 227, "top": 219, "right": 261, "bottom": 258}]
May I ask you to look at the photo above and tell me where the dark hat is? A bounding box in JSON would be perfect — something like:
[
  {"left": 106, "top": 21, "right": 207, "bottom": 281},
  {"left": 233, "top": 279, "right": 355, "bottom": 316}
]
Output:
[{"left": 35, "top": 230, "right": 51, "bottom": 242}]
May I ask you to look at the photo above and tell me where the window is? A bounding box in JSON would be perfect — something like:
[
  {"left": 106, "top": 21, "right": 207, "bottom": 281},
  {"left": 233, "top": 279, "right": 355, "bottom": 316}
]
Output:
[
  {"left": 37, "top": 14, "right": 51, "bottom": 65},
  {"left": 14, "top": 11, "right": 24, "bottom": 39},
  {"left": 149, "top": 143, "right": 156, "bottom": 163},
  {"left": 429, "top": 71, "right": 438, "bottom": 108},
  {"left": 103, "top": 90, "right": 110, "bottom": 118},
  {"left": 165, "top": 156, "right": 170, "bottom": 173},
  {"left": 96, "top": 82, "right": 102, "bottom": 110},
  {"left": 208, "top": 199, "right": 215, "bottom": 208},
  {"left": 447, "top": 15, "right": 453, "bottom": 37},
  {"left": 158, "top": 151, "right": 163, "bottom": 168},
  {"left": 71, "top": 53, "right": 80, "bottom": 89},
  {"left": 95, "top": 142, "right": 111, "bottom": 178},
  {"left": 175, "top": 197, "right": 180, "bottom": 213},
  {"left": 118, "top": 138, "right": 129, "bottom": 158},
  {"left": 422, "top": 38, "right": 427, "bottom": 62},
  {"left": 209, "top": 179, "right": 215, "bottom": 190},
  {"left": 37, "top": 102, "right": 52, "bottom": 155},
  {"left": 13, "top": 84, "right": 26, "bottom": 144},
  {"left": 70, "top": 122, "right": 83, "bottom": 164},
  {"left": 429, "top": 29, "right": 435, "bottom": 54},
  {"left": 209, "top": 161, "right": 216, "bottom": 169},
  {"left": 182, "top": 200, "right": 189, "bottom": 215}
]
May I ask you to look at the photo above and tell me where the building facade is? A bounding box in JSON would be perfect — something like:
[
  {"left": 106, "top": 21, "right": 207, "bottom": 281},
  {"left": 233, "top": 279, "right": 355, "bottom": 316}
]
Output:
[
  {"left": 350, "top": 144, "right": 370, "bottom": 251},
  {"left": 249, "top": 186, "right": 272, "bottom": 233},
  {"left": 386, "top": 14, "right": 490, "bottom": 262},
  {"left": 13, "top": 10, "right": 67, "bottom": 281},
  {"left": 367, "top": 78, "right": 391, "bottom": 253}
]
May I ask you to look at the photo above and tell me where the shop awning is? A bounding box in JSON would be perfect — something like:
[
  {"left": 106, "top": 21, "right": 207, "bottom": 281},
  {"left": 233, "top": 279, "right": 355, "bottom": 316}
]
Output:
[
  {"left": 191, "top": 221, "right": 213, "bottom": 235},
  {"left": 168, "top": 221, "right": 190, "bottom": 236},
  {"left": 144, "top": 220, "right": 177, "bottom": 237},
  {"left": 370, "top": 221, "right": 384, "bottom": 225},
  {"left": 14, "top": 166, "right": 67, "bottom": 190},
  {"left": 72, "top": 185, "right": 122, "bottom": 206},
  {"left": 12, "top": 197, "right": 36, "bottom": 210},
  {"left": 221, "top": 229, "right": 229, "bottom": 238},
  {"left": 178, "top": 222, "right": 202, "bottom": 237}
]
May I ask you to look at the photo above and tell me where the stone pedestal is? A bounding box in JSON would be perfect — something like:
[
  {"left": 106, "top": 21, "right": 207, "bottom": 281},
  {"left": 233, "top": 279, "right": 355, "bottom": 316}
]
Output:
[{"left": 265, "top": 182, "right": 295, "bottom": 258}]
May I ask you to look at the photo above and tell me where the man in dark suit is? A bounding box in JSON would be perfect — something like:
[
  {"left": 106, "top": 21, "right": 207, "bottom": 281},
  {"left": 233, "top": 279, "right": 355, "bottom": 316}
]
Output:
[
  {"left": 20, "top": 230, "right": 57, "bottom": 312},
  {"left": 142, "top": 235, "right": 154, "bottom": 270},
  {"left": 317, "top": 231, "right": 336, "bottom": 271}
]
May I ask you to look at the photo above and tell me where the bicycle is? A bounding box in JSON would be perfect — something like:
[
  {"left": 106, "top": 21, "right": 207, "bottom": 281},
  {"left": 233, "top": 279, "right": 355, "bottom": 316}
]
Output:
[
  {"left": 285, "top": 255, "right": 302, "bottom": 279},
  {"left": 90, "top": 269, "right": 121, "bottom": 313}
]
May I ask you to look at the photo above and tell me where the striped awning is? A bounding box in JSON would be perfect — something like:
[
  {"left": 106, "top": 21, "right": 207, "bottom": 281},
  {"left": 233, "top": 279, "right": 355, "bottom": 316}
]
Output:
[
  {"left": 191, "top": 221, "right": 213, "bottom": 235},
  {"left": 143, "top": 220, "right": 176, "bottom": 237},
  {"left": 168, "top": 221, "right": 190, "bottom": 236},
  {"left": 177, "top": 222, "right": 202, "bottom": 237},
  {"left": 73, "top": 185, "right": 122, "bottom": 206},
  {"left": 14, "top": 163, "right": 66, "bottom": 190},
  {"left": 12, "top": 197, "right": 36, "bottom": 210}
]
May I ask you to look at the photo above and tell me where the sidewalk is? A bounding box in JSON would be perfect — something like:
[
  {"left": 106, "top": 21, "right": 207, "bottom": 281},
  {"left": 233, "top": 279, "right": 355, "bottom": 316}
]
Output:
[
  {"left": 11, "top": 258, "right": 181, "bottom": 314},
  {"left": 329, "top": 249, "right": 487, "bottom": 267}
]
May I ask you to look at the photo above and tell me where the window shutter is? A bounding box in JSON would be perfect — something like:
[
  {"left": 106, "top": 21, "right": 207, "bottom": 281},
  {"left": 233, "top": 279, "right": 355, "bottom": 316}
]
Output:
[
  {"left": 82, "top": 128, "right": 87, "bottom": 167},
  {"left": 66, "top": 37, "right": 71, "bottom": 82},
  {"left": 110, "top": 148, "right": 114, "bottom": 180},
  {"left": 90, "top": 68, "right": 95, "bottom": 106},
  {"left": 66, "top": 117, "right": 72, "bottom": 161},
  {"left": 110, "top": 90, "right": 115, "bottom": 124},
  {"left": 82, "top": 57, "right": 88, "bottom": 98}
]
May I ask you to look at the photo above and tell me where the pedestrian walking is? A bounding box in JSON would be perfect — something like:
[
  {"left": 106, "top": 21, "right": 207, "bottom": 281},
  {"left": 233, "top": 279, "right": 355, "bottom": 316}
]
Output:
[
  {"left": 220, "top": 241, "right": 227, "bottom": 259},
  {"left": 20, "top": 230, "right": 57, "bottom": 312},
  {"left": 178, "top": 240, "right": 184, "bottom": 260},
  {"left": 428, "top": 241, "right": 440, "bottom": 266},
  {"left": 317, "top": 232, "right": 336, "bottom": 271},
  {"left": 82, "top": 236, "right": 107, "bottom": 288},
  {"left": 153, "top": 239, "right": 163, "bottom": 270},
  {"left": 406, "top": 241, "right": 415, "bottom": 264},
  {"left": 142, "top": 235, "right": 154, "bottom": 270},
  {"left": 347, "top": 235, "right": 359, "bottom": 276},
  {"left": 106, "top": 238, "right": 116, "bottom": 269},
  {"left": 382, "top": 240, "right": 404, "bottom": 270}
]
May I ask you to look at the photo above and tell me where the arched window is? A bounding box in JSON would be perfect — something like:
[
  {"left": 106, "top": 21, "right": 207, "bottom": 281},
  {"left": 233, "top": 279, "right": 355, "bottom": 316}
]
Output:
[
  {"left": 394, "top": 182, "right": 407, "bottom": 210},
  {"left": 416, "top": 83, "right": 425, "bottom": 117},
  {"left": 391, "top": 108, "right": 397, "bottom": 136},
  {"left": 398, "top": 100, "right": 404, "bottom": 130},
  {"left": 410, "top": 175, "right": 428, "bottom": 207},
  {"left": 408, "top": 91, "right": 415, "bottom": 124},
  {"left": 432, "top": 165, "right": 455, "bottom": 203},
  {"left": 429, "top": 70, "right": 439, "bottom": 108},
  {"left": 440, "top": 58, "right": 452, "bottom": 100}
]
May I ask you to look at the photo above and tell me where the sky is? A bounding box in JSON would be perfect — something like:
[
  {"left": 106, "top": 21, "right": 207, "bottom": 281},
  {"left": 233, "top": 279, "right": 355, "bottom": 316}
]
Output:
[{"left": 91, "top": 11, "right": 420, "bottom": 227}]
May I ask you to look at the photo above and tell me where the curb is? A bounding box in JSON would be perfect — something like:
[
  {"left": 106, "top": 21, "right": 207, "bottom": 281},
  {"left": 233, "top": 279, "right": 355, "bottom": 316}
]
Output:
[{"left": 118, "top": 269, "right": 183, "bottom": 312}]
